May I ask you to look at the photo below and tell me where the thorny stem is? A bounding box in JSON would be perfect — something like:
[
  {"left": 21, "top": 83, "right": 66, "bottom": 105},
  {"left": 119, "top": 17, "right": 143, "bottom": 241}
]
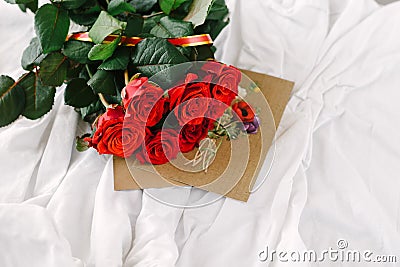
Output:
[{"left": 86, "top": 64, "right": 110, "bottom": 108}]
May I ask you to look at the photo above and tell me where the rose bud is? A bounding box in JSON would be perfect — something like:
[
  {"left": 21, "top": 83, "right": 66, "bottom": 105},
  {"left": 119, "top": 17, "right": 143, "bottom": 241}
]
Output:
[
  {"left": 244, "top": 116, "right": 260, "bottom": 134},
  {"left": 232, "top": 101, "right": 255, "bottom": 123}
]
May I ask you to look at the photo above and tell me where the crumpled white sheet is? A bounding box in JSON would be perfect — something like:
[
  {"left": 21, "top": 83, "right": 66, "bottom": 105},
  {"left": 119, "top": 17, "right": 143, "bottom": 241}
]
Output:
[{"left": 1, "top": 0, "right": 400, "bottom": 266}]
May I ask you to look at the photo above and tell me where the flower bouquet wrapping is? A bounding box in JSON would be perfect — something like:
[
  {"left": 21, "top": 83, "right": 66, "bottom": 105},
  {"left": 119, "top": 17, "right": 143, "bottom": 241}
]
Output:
[
  {"left": 0, "top": 0, "right": 294, "bottom": 202},
  {"left": 113, "top": 67, "right": 293, "bottom": 202}
]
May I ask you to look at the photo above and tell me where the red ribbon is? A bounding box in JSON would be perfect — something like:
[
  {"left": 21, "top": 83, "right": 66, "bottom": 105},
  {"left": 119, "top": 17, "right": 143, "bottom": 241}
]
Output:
[{"left": 66, "top": 32, "right": 213, "bottom": 47}]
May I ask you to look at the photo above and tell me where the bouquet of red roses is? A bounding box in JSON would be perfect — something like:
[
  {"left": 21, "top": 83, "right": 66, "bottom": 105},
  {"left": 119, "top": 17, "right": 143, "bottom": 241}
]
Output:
[{"left": 84, "top": 61, "right": 260, "bottom": 165}]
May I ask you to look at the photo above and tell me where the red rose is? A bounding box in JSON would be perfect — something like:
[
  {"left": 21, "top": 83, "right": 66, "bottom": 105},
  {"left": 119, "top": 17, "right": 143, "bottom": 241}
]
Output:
[
  {"left": 122, "top": 77, "right": 148, "bottom": 109},
  {"left": 136, "top": 129, "right": 179, "bottom": 165},
  {"left": 201, "top": 62, "right": 241, "bottom": 106},
  {"left": 85, "top": 106, "right": 144, "bottom": 158},
  {"left": 232, "top": 101, "right": 255, "bottom": 123},
  {"left": 125, "top": 82, "right": 166, "bottom": 127},
  {"left": 179, "top": 118, "right": 211, "bottom": 153},
  {"left": 168, "top": 79, "right": 211, "bottom": 126}
]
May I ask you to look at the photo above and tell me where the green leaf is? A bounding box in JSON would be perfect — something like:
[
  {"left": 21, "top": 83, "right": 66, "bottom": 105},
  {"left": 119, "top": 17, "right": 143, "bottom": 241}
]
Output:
[
  {"left": 193, "top": 0, "right": 228, "bottom": 39},
  {"left": 0, "top": 75, "right": 25, "bottom": 127},
  {"left": 128, "top": 0, "right": 156, "bottom": 12},
  {"left": 87, "top": 70, "right": 116, "bottom": 95},
  {"left": 38, "top": 52, "right": 68, "bottom": 86},
  {"left": 69, "top": 4, "right": 101, "bottom": 26},
  {"left": 168, "top": 0, "right": 192, "bottom": 19},
  {"left": 80, "top": 99, "right": 104, "bottom": 122},
  {"left": 18, "top": 4, "right": 27, "bottom": 12},
  {"left": 18, "top": 72, "right": 55, "bottom": 120},
  {"left": 34, "top": 4, "right": 70, "bottom": 54},
  {"left": 25, "top": 0, "right": 38, "bottom": 13},
  {"left": 66, "top": 63, "right": 84, "bottom": 80},
  {"left": 76, "top": 135, "right": 90, "bottom": 152},
  {"left": 4, "top": 0, "right": 35, "bottom": 4},
  {"left": 88, "top": 36, "right": 121, "bottom": 61},
  {"left": 104, "top": 90, "right": 122, "bottom": 104},
  {"left": 184, "top": 0, "right": 213, "bottom": 27},
  {"left": 150, "top": 16, "right": 193, "bottom": 38},
  {"left": 125, "top": 15, "right": 144, "bottom": 37},
  {"left": 108, "top": 0, "right": 135, "bottom": 16},
  {"left": 159, "top": 0, "right": 189, "bottom": 14},
  {"left": 142, "top": 13, "right": 166, "bottom": 33},
  {"left": 205, "top": 0, "right": 228, "bottom": 20},
  {"left": 21, "top": 37, "right": 45, "bottom": 71},
  {"left": 52, "top": 0, "right": 86, "bottom": 10},
  {"left": 99, "top": 47, "right": 130, "bottom": 70},
  {"left": 63, "top": 40, "right": 94, "bottom": 64},
  {"left": 64, "top": 78, "right": 98, "bottom": 108},
  {"left": 148, "top": 16, "right": 193, "bottom": 57},
  {"left": 195, "top": 17, "right": 228, "bottom": 40},
  {"left": 190, "top": 45, "right": 214, "bottom": 61},
  {"left": 131, "top": 37, "right": 188, "bottom": 77},
  {"left": 88, "top": 11, "right": 127, "bottom": 44}
]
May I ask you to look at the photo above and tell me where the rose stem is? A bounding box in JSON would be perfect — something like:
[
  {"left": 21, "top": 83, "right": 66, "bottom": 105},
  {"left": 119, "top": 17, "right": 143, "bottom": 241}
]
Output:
[
  {"left": 142, "top": 12, "right": 163, "bottom": 19},
  {"left": 124, "top": 69, "right": 129, "bottom": 86},
  {"left": 85, "top": 64, "right": 110, "bottom": 108}
]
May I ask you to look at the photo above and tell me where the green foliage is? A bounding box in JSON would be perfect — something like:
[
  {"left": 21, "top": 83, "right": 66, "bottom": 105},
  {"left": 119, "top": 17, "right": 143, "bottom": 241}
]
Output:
[
  {"left": 0, "top": 75, "right": 25, "bottom": 127},
  {"left": 159, "top": 0, "right": 189, "bottom": 15},
  {"left": 0, "top": 0, "right": 229, "bottom": 126},
  {"left": 69, "top": 2, "right": 102, "bottom": 26},
  {"left": 87, "top": 70, "right": 116, "bottom": 95},
  {"left": 63, "top": 40, "right": 94, "bottom": 64},
  {"left": 88, "top": 36, "right": 121, "bottom": 61},
  {"left": 38, "top": 52, "right": 69, "bottom": 86},
  {"left": 131, "top": 37, "right": 188, "bottom": 77},
  {"left": 128, "top": 0, "right": 157, "bottom": 13},
  {"left": 88, "top": 11, "right": 127, "bottom": 44},
  {"left": 34, "top": 4, "right": 70, "bottom": 54},
  {"left": 18, "top": 0, "right": 38, "bottom": 13},
  {"left": 99, "top": 47, "right": 130, "bottom": 70},
  {"left": 21, "top": 37, "right": 45, "bottom": 71},
  {"left": 80, "top": 100, "right": 104, "bottom": 123},
  {"left": 64, "top": 78, "right": 98, "bottom": 108},
  {"left": 76, "top": 135, "right": 90, "bottom": 152},
  {"left": 52, "top": 0, "right": 86, "bottom": 10},
  {"left": 183, "top": 0, "right": 213, "bottom": 27},
  {"left": 142, "top": 13, "right": 166, "bottom": 33},
  {"left": 194, "top": 0, "right": 229, "bottom": 39},
  {"left": 125, "top": 15, "right": 144, "bottom": 37},
  {"left": 150, "top": 16, "right": 193, "bottom": 38},
  {"left": 108, "top": 0, "right": 136, "bottom": 16},
  {"left": 19, "top": 72, "right": 56, "bottom": 120}
]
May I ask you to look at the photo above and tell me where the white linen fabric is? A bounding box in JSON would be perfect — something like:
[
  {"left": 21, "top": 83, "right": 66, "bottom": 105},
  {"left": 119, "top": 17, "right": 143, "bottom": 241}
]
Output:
[{"left": 1, "top": 0, "right": 400, "bottom": 266}]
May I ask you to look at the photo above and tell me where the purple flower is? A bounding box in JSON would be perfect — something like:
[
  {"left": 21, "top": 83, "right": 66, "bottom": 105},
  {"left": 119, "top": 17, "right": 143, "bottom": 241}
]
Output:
[{"left": 244, "top": 116, "right": 260, "bottom": 134}]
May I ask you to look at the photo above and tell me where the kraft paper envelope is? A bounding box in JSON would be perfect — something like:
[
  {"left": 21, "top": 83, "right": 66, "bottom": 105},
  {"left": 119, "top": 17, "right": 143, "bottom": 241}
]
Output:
[{"left": 113, "top": 69, "right": 294, "bottom": 202}]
